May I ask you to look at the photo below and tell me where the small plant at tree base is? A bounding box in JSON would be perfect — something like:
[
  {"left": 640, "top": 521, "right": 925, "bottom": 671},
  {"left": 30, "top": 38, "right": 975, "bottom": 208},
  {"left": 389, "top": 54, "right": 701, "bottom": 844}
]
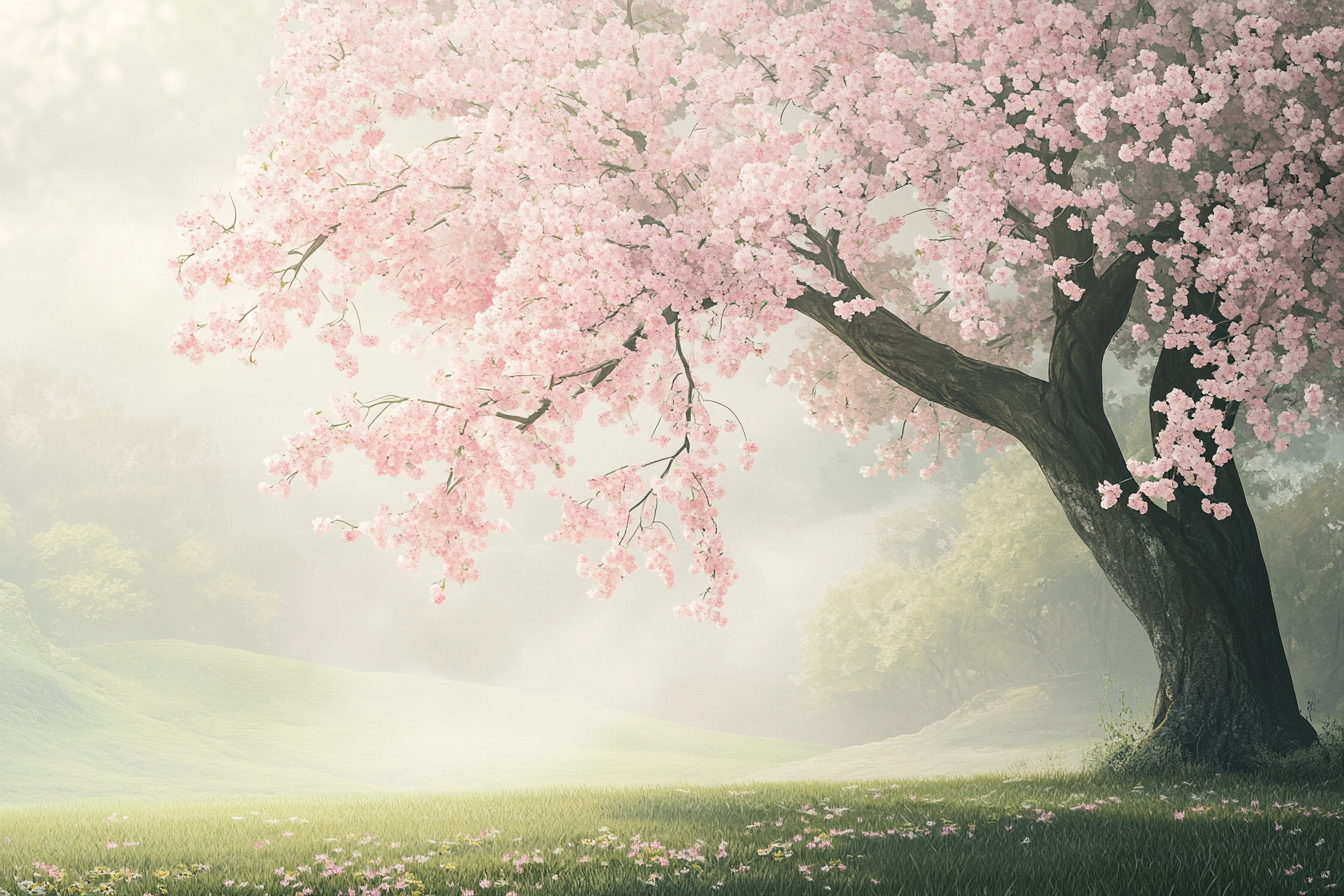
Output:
[
  {"left": 174, "top": 0, "right": 1344, "bottom": 768},
  {"left": 1086, "top": 676, "right": 1152, "bottom": 772},
  {"left": 1251, "top": 717, "right": 1344, "bottom": 780}
]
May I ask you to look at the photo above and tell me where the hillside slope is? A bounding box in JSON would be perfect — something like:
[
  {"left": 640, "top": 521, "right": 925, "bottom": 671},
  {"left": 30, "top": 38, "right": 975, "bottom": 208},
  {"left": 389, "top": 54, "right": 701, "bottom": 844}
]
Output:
[
  {"left": 760, "top": 674, "right": 1130, "bottom": 781},
  {"left": 0, "top": 583, "right": 824, "bottom": 804}
]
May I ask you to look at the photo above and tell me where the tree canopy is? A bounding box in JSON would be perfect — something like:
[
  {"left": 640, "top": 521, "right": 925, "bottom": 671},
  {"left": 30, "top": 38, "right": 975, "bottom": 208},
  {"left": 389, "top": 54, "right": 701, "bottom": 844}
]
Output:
[
  {"left": 173, "top": 0, "right": 1344, "bottom": 763},
  {"left": 175, "top": 0, "right": 1342, "bottom": 617}
]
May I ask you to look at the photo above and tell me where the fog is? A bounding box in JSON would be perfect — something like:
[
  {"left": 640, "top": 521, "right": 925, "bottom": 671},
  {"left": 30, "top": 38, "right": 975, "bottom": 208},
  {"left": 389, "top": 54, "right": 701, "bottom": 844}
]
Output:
[{"left": 0, "top": 1, "right": 960, "bottom": 755}]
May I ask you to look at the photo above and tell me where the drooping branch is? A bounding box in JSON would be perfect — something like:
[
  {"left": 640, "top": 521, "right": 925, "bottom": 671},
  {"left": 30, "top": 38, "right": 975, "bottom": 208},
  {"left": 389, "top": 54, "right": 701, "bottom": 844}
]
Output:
[
  {"left": 492, "top": 303, "right": 687, "bottom": 432},
  {"left": 275, "top": 228, "right": 337, "bottom": 287},
  {"left": 495, "top": 398, "right": 554, "bottom": 430}
]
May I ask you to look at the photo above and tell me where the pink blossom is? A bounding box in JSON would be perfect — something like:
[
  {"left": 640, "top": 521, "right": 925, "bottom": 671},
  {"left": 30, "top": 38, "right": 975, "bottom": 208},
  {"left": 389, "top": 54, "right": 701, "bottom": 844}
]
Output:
[{"left": 170, "top": 0, "right": 1344, "bottom": 618}]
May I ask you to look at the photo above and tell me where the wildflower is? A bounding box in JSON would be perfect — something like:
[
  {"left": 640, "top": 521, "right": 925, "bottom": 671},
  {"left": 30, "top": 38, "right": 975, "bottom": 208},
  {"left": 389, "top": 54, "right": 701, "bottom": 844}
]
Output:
[{"left": 1174, "top": 812, "right": 1185, "bottom": 820}]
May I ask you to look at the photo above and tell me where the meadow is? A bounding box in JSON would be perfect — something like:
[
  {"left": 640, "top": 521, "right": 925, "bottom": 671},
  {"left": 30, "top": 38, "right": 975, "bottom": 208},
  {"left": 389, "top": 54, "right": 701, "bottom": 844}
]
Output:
[
  {"left": 6, "top": 598, "right": 1343, "bottom": 893},
  {"left": 3, "top": 770, "right": 1342, "bottom": 896}
]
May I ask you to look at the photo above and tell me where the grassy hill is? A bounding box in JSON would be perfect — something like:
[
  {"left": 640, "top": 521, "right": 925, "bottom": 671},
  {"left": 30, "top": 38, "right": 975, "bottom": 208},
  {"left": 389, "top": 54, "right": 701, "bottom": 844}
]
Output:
[
  {"left": 760, "top": 673, "right": 1141, "bottom": 781},
  {"left": 0, "top": 582, "right": 826, "bottom": 804}
]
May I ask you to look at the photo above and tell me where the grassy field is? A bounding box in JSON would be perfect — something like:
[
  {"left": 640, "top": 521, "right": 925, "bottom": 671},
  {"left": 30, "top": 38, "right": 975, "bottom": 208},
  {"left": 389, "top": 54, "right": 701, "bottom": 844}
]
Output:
[{"left": 3, "top": 770, "right": 1342, "bottom": 896}]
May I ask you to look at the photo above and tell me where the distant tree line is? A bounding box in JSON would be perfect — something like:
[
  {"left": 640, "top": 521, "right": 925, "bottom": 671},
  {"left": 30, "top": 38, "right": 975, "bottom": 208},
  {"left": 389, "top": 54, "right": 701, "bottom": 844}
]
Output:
[
  {"left": 0, "top": 361, "right": 278, "bottom": 647},
  {"left": 803, "top": 402, "right": 1344, "bottom": 733}
]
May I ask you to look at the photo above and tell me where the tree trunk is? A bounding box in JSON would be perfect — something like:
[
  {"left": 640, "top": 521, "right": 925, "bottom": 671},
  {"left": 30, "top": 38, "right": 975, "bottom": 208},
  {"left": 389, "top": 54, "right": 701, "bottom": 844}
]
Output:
[
  {"left": 1018, "top": 330, "right": 1318, "bottom": 765},
  {"left": 784, "top": 206, "right": 1318, "bottom": 767},
  {"left": 1033, "top": 453, "right": 1317, "bottom": 765}
]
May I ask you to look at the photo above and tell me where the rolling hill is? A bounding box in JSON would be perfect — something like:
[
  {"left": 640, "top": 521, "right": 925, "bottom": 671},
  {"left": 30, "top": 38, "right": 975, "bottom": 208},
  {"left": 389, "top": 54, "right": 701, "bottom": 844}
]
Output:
[{"left": 0, "top": 582, "right": 826, "bottom": 804}]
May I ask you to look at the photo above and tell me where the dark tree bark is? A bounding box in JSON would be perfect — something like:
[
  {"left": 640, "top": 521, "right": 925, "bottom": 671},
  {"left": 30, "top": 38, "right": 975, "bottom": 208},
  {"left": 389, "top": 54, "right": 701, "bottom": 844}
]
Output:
[{"left": 785, "top": 192, "right": 1318, "bottom": 767}]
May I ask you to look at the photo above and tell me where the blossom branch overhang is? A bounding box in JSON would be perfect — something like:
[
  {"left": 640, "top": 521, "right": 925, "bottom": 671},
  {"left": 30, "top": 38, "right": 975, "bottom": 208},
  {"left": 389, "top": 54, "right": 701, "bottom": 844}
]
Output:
[{"left": 275, "top": 227, "right": 338, "bottom": 288}]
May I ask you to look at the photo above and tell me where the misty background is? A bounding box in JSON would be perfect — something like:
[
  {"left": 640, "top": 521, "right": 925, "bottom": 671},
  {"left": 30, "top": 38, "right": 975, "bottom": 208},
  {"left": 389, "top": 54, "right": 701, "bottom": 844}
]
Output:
[
  {"left": 0, "top": 1, "right": 962, "bottom": 748},
  {"left": 2, "top": 2, "right": 1337, "bottom": 768}
]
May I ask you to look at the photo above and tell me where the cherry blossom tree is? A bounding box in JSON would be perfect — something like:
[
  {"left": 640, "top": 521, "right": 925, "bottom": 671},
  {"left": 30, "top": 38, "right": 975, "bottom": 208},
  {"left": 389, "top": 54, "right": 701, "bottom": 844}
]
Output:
[{"left": 173, "top": 0, "right": 1344, "bottom": 766}]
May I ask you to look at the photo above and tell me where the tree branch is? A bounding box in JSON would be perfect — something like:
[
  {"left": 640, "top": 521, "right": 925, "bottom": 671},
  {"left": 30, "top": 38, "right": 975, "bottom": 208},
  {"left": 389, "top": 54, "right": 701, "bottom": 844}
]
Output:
[
  {"left": 785, "top": 286, "right": 1045, "bottom": 439},
  {"left": 784, "top": 218, "right": 1044, "bottom": 439},
  {"left": 1044, "top": 218, "right": 1184, "bottom": 411}
]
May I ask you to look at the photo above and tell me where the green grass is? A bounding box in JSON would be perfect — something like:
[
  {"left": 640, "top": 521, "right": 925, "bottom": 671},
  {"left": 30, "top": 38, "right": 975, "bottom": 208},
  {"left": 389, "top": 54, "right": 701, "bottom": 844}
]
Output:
[{"left": 3, "top": 771, "right": 1341, "bottom": 896}]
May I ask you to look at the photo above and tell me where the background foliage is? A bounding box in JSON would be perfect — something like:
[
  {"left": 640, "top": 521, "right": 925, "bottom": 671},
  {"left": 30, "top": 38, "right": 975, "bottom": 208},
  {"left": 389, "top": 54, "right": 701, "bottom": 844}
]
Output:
[
  {"left": 803, "top": 397, "right": 1344, "bottom": 732},
  {"left": 0, "top": 361, "right": 278, "bottom": 647}
]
